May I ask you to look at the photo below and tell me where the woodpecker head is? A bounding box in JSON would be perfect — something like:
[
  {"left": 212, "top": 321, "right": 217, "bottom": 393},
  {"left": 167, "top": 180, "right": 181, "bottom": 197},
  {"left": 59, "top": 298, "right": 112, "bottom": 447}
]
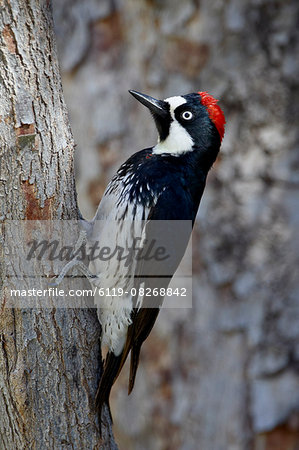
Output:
[{"left": 129, "top": 90, "right": 225, "bottom": 160}]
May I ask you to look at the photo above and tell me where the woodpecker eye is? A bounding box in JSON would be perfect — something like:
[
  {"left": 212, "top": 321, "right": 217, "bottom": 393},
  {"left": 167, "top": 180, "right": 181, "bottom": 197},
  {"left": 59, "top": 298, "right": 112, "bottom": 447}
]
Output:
[{"left": 181, "top": 111, "right": 193, "bottom": 121}]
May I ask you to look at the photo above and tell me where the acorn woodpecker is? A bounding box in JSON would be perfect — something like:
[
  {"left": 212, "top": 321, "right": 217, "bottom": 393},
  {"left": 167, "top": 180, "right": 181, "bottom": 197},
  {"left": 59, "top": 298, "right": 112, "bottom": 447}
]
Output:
[{"left": 88, "top": 90, "right": 225, "bottom": 424}]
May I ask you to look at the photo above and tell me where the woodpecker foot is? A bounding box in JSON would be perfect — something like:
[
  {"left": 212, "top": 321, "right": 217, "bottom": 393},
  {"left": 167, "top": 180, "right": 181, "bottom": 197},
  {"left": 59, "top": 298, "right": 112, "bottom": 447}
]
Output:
[
  {"left": 49, "top": 229, "right": 96, "bottom": 286},
  {"left": 49, "top": 260, "right": 96, "bottom": 286}
]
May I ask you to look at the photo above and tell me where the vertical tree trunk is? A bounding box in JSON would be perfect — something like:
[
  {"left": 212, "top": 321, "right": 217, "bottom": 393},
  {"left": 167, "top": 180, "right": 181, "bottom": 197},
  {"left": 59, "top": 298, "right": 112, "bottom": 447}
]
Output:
[{"left": 0, "top": 1, "right": 116, "bottom": 448}]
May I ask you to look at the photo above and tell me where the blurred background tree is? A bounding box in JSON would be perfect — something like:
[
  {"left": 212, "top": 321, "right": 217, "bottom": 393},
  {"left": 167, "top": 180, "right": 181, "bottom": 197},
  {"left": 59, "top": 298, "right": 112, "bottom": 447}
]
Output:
[{"left": 53, "top": 0, "right": 299, "bottom": 449}]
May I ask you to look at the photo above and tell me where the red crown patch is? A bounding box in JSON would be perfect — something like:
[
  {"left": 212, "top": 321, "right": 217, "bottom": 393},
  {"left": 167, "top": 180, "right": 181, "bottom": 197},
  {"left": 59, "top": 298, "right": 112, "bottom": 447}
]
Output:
[{"left": 198, "top": 92, "right": 225, "bottom": 141}]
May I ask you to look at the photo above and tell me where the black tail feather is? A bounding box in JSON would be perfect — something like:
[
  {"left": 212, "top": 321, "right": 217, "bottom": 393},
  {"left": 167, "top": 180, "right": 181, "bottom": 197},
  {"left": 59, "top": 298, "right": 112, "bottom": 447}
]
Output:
[
  {"left": 128, "top": 345, "right": 141, "bottom": 394},
  {"left": 95, "top": 352, "right": 123, "bottom": 434},
  {"left": 95, "top": 308, "right": 161, "bottom": 433}
]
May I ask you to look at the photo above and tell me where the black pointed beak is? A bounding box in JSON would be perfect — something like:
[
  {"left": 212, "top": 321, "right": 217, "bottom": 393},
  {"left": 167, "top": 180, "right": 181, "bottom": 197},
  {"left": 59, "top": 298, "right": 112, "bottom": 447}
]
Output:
[
  {"left": 129, "top": 90, "right": 170, "bottom": 140},
  {"left": 129, "top": 90, "right": 168, "bottom": 116}
]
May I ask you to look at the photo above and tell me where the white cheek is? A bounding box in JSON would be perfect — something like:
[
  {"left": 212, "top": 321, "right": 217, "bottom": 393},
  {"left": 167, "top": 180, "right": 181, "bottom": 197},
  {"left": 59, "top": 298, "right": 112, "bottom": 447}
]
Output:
[
  {"left": 153, "top": 95, "right": 194, "bottom": 155},
  {"left": 153, "top": 120, "right": 194, "bottom": 155}
]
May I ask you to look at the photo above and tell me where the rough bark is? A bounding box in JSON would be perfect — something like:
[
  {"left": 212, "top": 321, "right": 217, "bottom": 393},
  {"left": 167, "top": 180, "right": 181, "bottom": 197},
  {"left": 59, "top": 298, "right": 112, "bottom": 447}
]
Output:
[
  {"left": 0, "top": 1, "right": 116, "bottom": 448},
  {"left": 52, "top": 0, "right": 299, "bottom": 449}
]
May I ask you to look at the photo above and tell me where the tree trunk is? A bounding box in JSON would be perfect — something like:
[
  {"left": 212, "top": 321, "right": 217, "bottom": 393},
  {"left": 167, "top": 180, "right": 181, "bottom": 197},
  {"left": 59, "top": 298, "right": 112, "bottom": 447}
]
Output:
[{"left": 0, "top": 1, "right": 116, "bottom": 448}]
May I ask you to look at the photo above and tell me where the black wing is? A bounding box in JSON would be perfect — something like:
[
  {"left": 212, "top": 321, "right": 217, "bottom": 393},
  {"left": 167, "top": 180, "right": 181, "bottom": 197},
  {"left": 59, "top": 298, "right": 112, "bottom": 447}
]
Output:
[
  {"left": 119, "top": 184, "right": 194, "bottom": 392},
  {"left": 96, "top": 183, "right": 197, "bottom": 425}
]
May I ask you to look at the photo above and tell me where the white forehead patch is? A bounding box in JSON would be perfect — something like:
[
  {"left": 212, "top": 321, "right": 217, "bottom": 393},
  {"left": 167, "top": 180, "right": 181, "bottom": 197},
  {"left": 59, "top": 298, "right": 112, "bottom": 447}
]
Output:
[
  {"left": 153, "top": 95, "right": 194, "bottom": 155},
  {"left": 165, "top": 95, "right": 187, "bottom": 116}
]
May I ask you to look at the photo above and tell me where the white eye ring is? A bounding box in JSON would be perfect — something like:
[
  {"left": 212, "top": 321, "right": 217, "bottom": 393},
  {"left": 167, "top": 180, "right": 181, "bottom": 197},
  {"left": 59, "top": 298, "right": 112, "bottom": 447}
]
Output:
[{"left": 181, "top": 111, "right": 193, "bottom": 120}]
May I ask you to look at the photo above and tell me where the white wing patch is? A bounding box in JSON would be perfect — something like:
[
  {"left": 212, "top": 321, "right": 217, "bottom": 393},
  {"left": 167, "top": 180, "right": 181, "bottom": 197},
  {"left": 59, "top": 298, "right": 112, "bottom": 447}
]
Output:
[
  {"left": 90, "top": 174, "right": 151, "bottom": 355},
  {"left": 153, "top": 95, "right": 194, "bottom": 155}
]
